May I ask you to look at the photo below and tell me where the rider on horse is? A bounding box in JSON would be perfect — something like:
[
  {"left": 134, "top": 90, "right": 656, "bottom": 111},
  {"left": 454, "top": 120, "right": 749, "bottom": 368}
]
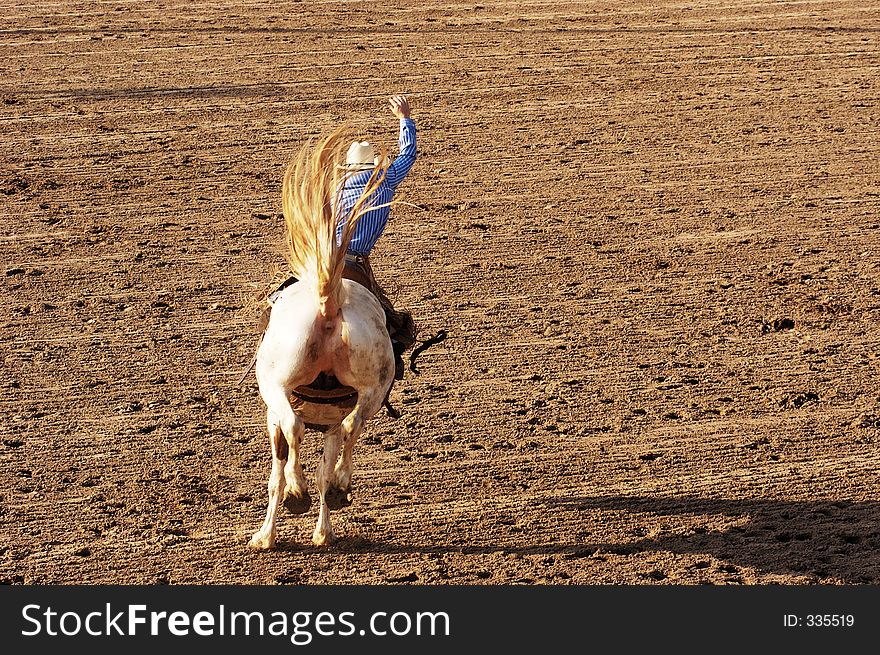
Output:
[
  {"left": 267, "top": 95, "right": 418, "bottom": 381},
  {"left": 334, "top": 95, "right": 418, "bottom": 380}
]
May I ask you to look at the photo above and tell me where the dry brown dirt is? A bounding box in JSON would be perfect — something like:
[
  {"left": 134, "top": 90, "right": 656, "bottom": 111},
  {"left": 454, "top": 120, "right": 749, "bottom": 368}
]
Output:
[{"left": 1, "top": 1, "right": 879, "bottom": 586}]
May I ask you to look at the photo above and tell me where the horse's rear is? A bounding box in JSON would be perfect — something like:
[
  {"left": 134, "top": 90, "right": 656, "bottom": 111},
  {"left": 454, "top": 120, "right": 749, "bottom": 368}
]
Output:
[{"left": 247, "top": 131, "right": 395, "bottom": 550}]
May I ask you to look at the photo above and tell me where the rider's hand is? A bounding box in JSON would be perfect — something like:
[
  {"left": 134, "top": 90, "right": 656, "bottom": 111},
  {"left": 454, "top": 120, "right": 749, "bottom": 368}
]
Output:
[{"left": 389, "top": 95, "right": 411, "bottom": 119}]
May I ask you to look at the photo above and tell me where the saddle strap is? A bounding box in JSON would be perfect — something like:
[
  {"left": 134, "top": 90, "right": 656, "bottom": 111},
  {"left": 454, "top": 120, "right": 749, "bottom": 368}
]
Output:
[
  {"left": 409, "top": 329, "right": 448, "bottom": 375},
  {"left": 291, "top": 387, "right": 358, "bottom": 405}
]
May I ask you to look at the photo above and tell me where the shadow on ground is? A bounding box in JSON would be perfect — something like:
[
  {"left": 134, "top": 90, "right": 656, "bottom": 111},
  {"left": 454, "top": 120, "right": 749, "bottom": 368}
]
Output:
[{"left": 272, "top": 496, "right": 880, "bottom": 584}]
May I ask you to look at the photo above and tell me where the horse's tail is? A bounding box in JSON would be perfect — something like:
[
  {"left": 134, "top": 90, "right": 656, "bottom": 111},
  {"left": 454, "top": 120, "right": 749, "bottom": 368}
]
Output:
[{"left": 281, "top": 128, "right": 388, "bottom": 318}]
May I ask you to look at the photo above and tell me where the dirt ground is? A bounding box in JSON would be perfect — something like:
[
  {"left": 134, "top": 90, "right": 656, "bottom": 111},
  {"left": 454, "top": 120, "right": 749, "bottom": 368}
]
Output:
[{"left": 1, "top": 0, "right": 879, "bottom": 586}]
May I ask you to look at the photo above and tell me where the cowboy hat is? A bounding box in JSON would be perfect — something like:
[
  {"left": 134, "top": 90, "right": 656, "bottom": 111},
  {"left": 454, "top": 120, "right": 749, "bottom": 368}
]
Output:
[{"left": 341, "top": 140, "right": 378, "bottom": 170}]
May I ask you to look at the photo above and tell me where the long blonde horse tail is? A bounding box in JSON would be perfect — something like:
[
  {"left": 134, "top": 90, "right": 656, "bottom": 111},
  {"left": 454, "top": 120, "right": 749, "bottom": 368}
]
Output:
[{"left": 281, "top": 128, "right": 388, "bottom": 319}]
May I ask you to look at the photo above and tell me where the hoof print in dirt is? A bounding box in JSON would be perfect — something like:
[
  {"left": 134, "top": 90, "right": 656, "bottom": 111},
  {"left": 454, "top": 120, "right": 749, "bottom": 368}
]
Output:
[
  {"left": 853, "top": 414, "right": 880, "bottom": 429},
  {"left": 779, "top": 392, "right": 819, "bottom": 409},
  {"left": 761, "top": 317, "right": 795, "bottom": 333}
]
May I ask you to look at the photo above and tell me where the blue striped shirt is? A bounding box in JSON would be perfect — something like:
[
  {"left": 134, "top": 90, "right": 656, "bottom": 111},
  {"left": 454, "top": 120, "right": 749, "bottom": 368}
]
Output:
[{"left": 336, "top": 118, "right": 417, "bottom": 256}]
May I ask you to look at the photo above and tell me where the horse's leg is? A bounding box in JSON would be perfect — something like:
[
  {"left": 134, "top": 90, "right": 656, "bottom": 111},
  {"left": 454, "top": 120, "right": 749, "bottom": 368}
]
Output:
[
  {"left": 247, "top": 412, "right": 288, "bottom": 550},
  {"left": 331, "top": 385, "right": 390, "bottom": 508},
  {"left": 313, "top": 389, "right": 387, "bottom": 545},
  {"left": 264, "top": 384, "right": 310, "bottom": 514},
  {"left": 281, "top": 416, "right": 311, "bottom": 515},
  {"left": 248, "top": 387, "right": 308, "bottom": 550},
  {"left": 313, "top": 423, "right": 344, "bottom": 546}
]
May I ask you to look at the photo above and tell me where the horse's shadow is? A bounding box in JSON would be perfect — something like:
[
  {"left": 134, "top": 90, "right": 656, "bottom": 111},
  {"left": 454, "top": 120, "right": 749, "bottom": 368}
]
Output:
[
  {"left": 275, "top": 496, "right": 880, "bottom": 583},
  {"left": 547, "top": 496, "right": 880, "bottom": 583}
]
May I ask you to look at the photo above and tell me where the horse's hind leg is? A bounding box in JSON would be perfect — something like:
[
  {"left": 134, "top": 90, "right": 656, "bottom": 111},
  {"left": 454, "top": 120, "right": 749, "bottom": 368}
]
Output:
[
  {"left": 248, "top": 389, "right": 309, "bottom": 550},
  {"left": 263, "top": 385, "right": 311, "bottom": 515},
  {"left": 312, "top": 424, "right": 343, "bottom": 546},
  {"left": 329, "top": 387, "right": 388, "bottom": 509},
  {"left": 247, "top": 415, "right": 288, "bottom": 550},
  {"left": 313, "top": 389, "right": 386, "bottom": 545}
]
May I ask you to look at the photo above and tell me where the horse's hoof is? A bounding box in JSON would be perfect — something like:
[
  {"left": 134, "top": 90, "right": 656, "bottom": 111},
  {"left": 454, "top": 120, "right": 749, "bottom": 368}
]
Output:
[
  {"left": 283, "top": 488, "right": 312, "bottom": 515},
  {"left": 247, "top": 533, "right": 276, "bottom": 551},
  {"left": 325, "top": 485, "right": 352, "bottom": 510},
  {"left": 312, "top": 530, "right": 338, "bottom": 547}
]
